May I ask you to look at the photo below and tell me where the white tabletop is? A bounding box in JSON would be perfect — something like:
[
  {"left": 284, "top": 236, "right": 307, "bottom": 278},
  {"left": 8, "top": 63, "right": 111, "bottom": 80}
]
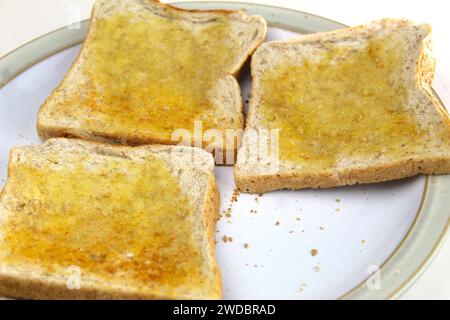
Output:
[{"left": 0, "top": 0, "right": 449, "bottom": 299}]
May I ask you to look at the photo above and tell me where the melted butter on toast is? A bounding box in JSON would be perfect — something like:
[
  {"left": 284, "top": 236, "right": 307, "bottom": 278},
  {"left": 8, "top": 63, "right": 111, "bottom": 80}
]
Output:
[
  {"left": 70, "top": 13, "right": 239, "bottom": 137},
  {"left": 259, "top": 34, "right": 427, "bottom": 167},
  {"left": 0, "top": 152, "right": 205, "bottom": 289}
]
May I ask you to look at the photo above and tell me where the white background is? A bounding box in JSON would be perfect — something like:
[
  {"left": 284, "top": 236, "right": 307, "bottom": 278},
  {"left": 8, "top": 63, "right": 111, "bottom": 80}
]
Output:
[{"left": 0, "top": 0, "right": 449, "bottom": 299}]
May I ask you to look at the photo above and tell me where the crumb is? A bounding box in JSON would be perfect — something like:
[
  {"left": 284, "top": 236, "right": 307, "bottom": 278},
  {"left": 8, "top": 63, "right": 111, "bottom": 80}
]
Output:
[
  {"left": 231, "top": 189, "right": 240, "bottom": 203},
  {"left": 296, "top": 217, "right": 301, "bottom": 221},
  {"left": 335, "top": 198, "right": 341, "bottom": 203},
  {"left": 313, "top": 265, "right": 320, "bottom": 273},
  {"left": 243, "top": 243, "right": 249, "bottom": 249},
  {"left": 275, "top": 221, "right": 280, "bottom": 226},
  {"left": 245, "top": 99, "right": 249, "bottom": 104},
  {"left": 254, "top": 197, "right": 259, "bottom": 204},
  {"left": 250, "top": 209, "right": 257, "bottom": 214},
  {"left": 289, "top": 230, "right": 294, "bottom": 234},
  {"left": 335, "top": 208, "right": 340, "bottom": 212},
  {"left": 361, "top": 239, "right": 366, "bottom": 245},
  {"left": 254, "top": 264, "right": 258, "bottom": 268},
  {"left": 319, "top": 226, "right": 324, "bottom": 231},
  {"left": 298, "top": 283, "right": 307, "bottom": 292},
  {"left": 216, "top": 229, "right": 219, "bottom": 233},
  {"left": 310, "top": 249, "right": 318, "bottom": 257},
  {"left": 301, "top": 229, "right": 305, "bottom": 233},
  {"left": 258, "top": 193, "right": 263, "bottom": 197},
  {"left": 225, "top": 209, "right": 231, "bottom": 219},
  {"left": 222, "top": 235, "right": 233, "bottom": 243}
]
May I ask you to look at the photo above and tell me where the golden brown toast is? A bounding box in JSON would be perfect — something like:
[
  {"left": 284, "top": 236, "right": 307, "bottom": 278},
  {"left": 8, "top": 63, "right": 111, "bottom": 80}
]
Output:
[
  {"left": 235, "top": 19, "right": 450, "bottom": 193},
  {"left": 0, "top": 138, "right": 221, "bottom": 299},
  {"left": 37, "top": 0, "right": 267, "bottom": 163}
]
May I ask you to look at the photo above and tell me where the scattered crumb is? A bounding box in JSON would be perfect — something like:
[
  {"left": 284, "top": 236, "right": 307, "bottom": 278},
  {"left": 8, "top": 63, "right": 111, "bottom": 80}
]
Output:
[
  {"left": 310, "top": 249, "right": 318, "bottom": 257},
  {"left": 296, "top": 217, "right": 301, "bottom": 221},
  {"left": 258, "top": 193, "right": 264, "bottom": 197},
  {"left": 313, "top": 265, "right": 321, "bottom": 273},
  {"left": 298, "top": 283, "right": 307, "bottom": 292},
  {"left": 301, "top": 229, "right": 305, "bottom": 233},
  {"left": 275, "top": 221, "right": 280, "bottom": 226},
  {"left": 249, "top": 209, "right": 257, "bottom": 214},
  {"left": 231, "top": 189, "right": 240, "bottom": 203},
  {"left": 243, "top": 243, "right": 249, "bottom": 249},
  {"left": 289, "top": 230, "right": 294, "bottom": 234},
  {"left": 254, "top": 264, "right": 258, "bottom": 268},
  {"left": 361, "top": 239, "right": 366, "bottom": 245},
  {"left": 335, "top": 208, "right": 340, "bottom": 212},
  {"left": 222, "top": 235, "right": 233, "bottom": 243},
  {"left": 220, "top": 190, "right": 240, "bottom": 222},
  {"left": 254, "top": 197, "right": 259, "bottom": 204},
  {"left": 319, "top": 226, "right": 324, "bottom": 231},
  {"left": 335, "top": 198, "right": 341, "bottom": 203}
]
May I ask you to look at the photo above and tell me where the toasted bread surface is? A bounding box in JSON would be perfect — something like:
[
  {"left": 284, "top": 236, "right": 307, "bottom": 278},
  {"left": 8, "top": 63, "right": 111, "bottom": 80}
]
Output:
[
  {"left": 0, "top": 138, "right": 221, "bottom": 299},
  {"left": 37, "top": 0, "right": 266, "bottom": 161},
  {"left": 235, "top": 19, "right": 450, "bottom": 193}
]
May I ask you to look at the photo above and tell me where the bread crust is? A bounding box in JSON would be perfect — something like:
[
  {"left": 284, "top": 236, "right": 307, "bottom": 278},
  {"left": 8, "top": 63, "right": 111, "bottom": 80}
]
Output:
[{"left": 235, "top": 156, "right": 450, "bottom": 193}]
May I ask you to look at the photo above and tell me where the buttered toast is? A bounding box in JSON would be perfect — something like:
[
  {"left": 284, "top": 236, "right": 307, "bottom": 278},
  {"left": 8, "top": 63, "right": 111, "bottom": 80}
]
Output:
[
  {"left": 235, "top": 19, "right": 450, "bottom": 193},
  {"left": 0, "top": 138, "right": 221, "bottom": 299},
  {"left": 37, "top": 0, "right": 267, "bottom": 162}
]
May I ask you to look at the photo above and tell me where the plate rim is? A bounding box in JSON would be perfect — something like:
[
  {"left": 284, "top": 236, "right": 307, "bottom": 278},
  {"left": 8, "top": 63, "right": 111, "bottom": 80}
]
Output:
[{"left": 0, "top": 0, "right": 448, "bottom": 300}]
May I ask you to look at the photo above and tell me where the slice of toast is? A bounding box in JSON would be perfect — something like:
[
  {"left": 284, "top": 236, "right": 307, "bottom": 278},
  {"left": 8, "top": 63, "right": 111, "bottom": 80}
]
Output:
[
  {"left": 235, "top": 19, "right": 450, "bottom": 193},
  {"left": 37, "top": 0, "right": 267, "bottom": 163},
  {"left": 0, "top": 138, "right": 221, "bottom": 299}
]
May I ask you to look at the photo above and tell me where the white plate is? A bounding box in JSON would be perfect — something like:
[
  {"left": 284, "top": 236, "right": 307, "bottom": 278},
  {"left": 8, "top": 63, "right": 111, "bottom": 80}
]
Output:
[{"left": 0, "top": 1, "right": 448, "bottom": 300}]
